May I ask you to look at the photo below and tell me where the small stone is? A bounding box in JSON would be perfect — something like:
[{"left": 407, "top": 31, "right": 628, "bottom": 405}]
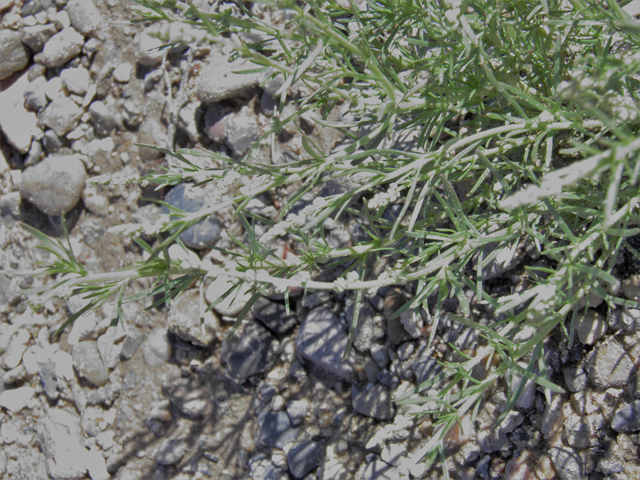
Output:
[
  {"left": 286, "top": 399, "right": 308, "bottom": 427},
  {"left": 43, "top": 129, "right": 64, "bottom": 153},
  {"left": 0, "top": 386, "right": 35, "bottom": 412},
  {"left": 563, "top": 365, "right": 588, "bottom": 393},
  {"left": 38, "top": 409, "right": 87, "bottom": 479},
  {"left": 177, "top": 102, "right": 200, "bottom": 143},
  {"left": 1, "top": 329, "right": 30, "bottom": 370},
  {"left": 196, "top": 50, "right": 266, "bottom": 103},
  {"left": 203, "top": 104, "right": 232, "bottom": 143},
  {"left": 587, "top": 338, "right": 636, "bottom": 389},
  {"left": 88, "top": 101, "right": 115, "bottom": 137},
  {"left": 20, "top": 23, "right": 58, "bottom": 53},
  {"left": 120, "top": 329, "right": 144, "bottom": 360},
  {"left": 345, "top": 297, "right": 376, "bottom": 352},
  {"left": 142, "top": 327, "right": 172, "bottom": 367},
  {"left": 0, "top": 72, "right": 40, "bottom": 154},
  {"left": 384, "top": 291, "right": 412, "bottom": 345},
  {"left": 623, "top": 275, "right": 640, "bottom": 301},
  {"left": 359, "top": 458, "right": 399, "bottom": 480},
  {"left": 24, "top": 76, "right": 49, "bottom": 112},
  {"left": 549, "top": 446, "right": 584, "bottom": 480},
  {"left": 0, "top": 30, "right": 29, "bottom": 80},
  {"left": 575, "top": 309, "right": 607, "bottom": 345},
  {"left": 256, "top": 411, "right": 301, "bottom": 449},
  {"left": 477, "top": 428, "right": 511, "bottom": 453},
  {"left": 563, "top": 414, "right": 590, "bottom": 448},
  {"left": 40, "top": 97, "right": 83, "bottom": 136},
  {"left": 205, "top": 275, "right": 253, "bottom": 318},
  {"left": 155, "top": 439, "right": 187, "bottom": 466},
  {"left": 473, "top": 242, "right": 525, "bottom": 281},
  {"left": 249, "top": 453, "right": 287, "bottom": 480},
  {"left": 137, "top": 32, "right": 164, "bottom": 67},
  {"left": 112, "top": 63, "right": 132, "bottom": 83},
  {"left": 295, "top": 307, "right": 355, "bottom": 381},
  {"left": 352, "top": 384, "right": 394, "bottom": 420},
  {"left": 38, "top": 361, "right": 60, "bottom": 400},
  {"left": 85, "top": 448, "right": 109, "bottom": 480},
  {"left": 162, "top": 183, "right": 224, "bottom": 249},
  {"left": 163, "top": 376, "right": 212, "bottom": 419},
  {"left": 370, "top": 344, "right": 390, "bottom": 369},
  {"left": 20, "top": 154, "right": 86, "bottom": 216},
  {"left": 251, "top": 296, "right": 298, "bottom": 334},
  {"left": 39, "top": 27, "right": 85, "bottom": 68},
  {"left": 226, "top": 109, "right": 260, "bottom": 157},
  {"left": 66, "top": 0, "right": 102, "bottom": 35},
  {"left": 364, "top": 358, "right": 381, "bottom": 384},
  {"left": 221, "top": 319, "right": 280, "bottom": 383},
  {"left": 609, "top": 308, "right": 640, "bottom": 332},
  {"left": 72, "top": 341, "right": 108, "bottom": 386},
  {"left": 60, "top": 67, "right": 91, "bottom": 95},
  {"left": 287, "top": 441, "right": 324, "bottom": 478},
  {"left": 167, "top": 289, "right": 219, "bottom": 347},
  {"left": 611, "top": 399, "right": 640, "bottom": 433}
]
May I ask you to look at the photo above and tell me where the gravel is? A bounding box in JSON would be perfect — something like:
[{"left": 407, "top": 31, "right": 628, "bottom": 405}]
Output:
[
  {"left": 37, "top": 26, "right": 84, "bottom": 68},
  {"left": 40, "top": 97, "right": 83, "bottom": 136},
  {"left": 0, "top": 30, "right": 30, "bottom": 80}
]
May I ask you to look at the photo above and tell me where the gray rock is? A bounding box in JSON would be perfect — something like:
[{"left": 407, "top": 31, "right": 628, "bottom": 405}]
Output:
[
  {"left": 611, "top": 400, "right": 640, "bottom": 433},
  {"left": 575, "top": 309, "right": 607, "bottom": 345},
  {"left": 177, "top": 102, "right": 200, "bottom": 143},
  {"left": 364, "top": 358, "right": 381, "bottom": 384},
  {"left": 549, "top": 446, "right": 584, "bottom": 480},
  {"left": 260, "top": 91, "right": 277, "bottom": 116},
  {"left": 88, "top": 101, "right": 115, "bottom": 137},
  {"left": 370, "top": 344, "right": 390, "bottom": 369},
  {"left": 38, "top": 361, "right": 60, "bottom": 400},
  {"left": 477, "top": 428, "right": 511, "bottom": 453},
  {"left": 473, "top": 241, "right": 526, "bottom": 281},
  {"left": 20, "top": 23, "right": 58, "bottom": 53},
  {"left": 24, "top": 76, "right": 49, "bottom": 111},
  {"left": 412, "top": 347, "right": 443, "bottom": 391},
  {"left": 295, "top": 307, "right": 355, "bottom": 381},
  {"left": 0, "top": 192, "right": 21, "bottom": 226},
  {"left": 72, "top": 341, "right": 108, "bottom": 386},
  {"left": 345, "top": 296, "right": 375, "bottom": 352},
  {"left": 226, "top": 110, "right": 259, "bottom": 157},
  {"left": 65, "top": 0, "right": 102, "bottom": 35},
  {"left": 609, "top": 308, "right": 640, "bottom": 332},
  {"left": 563, "top": 365, "right": 588, "bottom": 393},
  {"left": 377, "top": 370, "right": 400, "bottom": 390},
  {"left": 141, "top": 327, "right": 172, "bottom": 367},
  {"left": 120, "top": 329, "right": 144, "bottom": 360},
  {"left": 19, "top": 154, "right": 86, "bottom": 216},
  {"left": 43, "top": 129, "right": 64, "bottom": 153},
  {"left": 352, "top": 384, "right": 394, "bottom": 420},
  {"left": 38, "top": 409, "right": 87, "bottom": 479},
  {"left": 113, "top": 63, "right": 132, "bottom": 83},
  {"left": 155, "top": 439, "right": 187, "bottom": 466},
  {"left": 137, "top": 117, "right": 166, "bottom": 161},
  {"left": 256, "top": 410, "right": 301, "bottom": 448},
  {"left": 586, "top": 338, "right": 636, "bottom": 389},
  {"left": 509, "top": 370, "right": 537, "bottom": 409},
  {"left": 162, "top": 183, "right": 224, "bottom": 249},
  {"left": 38, "top": 27, "right": 84, "bottom": 68},
  {"left": 249, "top": 453, "right": 287, "bottom": 480},
  {"left": 86, "top": 382, "right": 121, "bottom": 407},
  {"left": 563, "top": 414, "right": 590, "bottom": 448},
  {"left": 221, "top": 319, "right": 280, "bottom": 383},
  {"left": 196, "top": 50, "right": 265, "bottom": 103},
  {"left": 60, "top": 66, "right": 91, "bottom": 95},
  {"left": 251, "top": 296, "right": 298, "bottom": 334},
  {"left": 397, "top": 342, "right": 415, "bottom": 361},
  {"left": 287, "top": 441, "right": 324, "bottom": 478},
  {"left": 383, "top": 291, "right": 412, "bottom": 345},
  {"left": 163, "top": 376, "right": 212, "bottom": 419},
  {"left": 121, "top": 100, "right": 142, "bottom": 128},
  {"left": 137, "top": 32, "right": 164, "bottom": 67},
  {"left": 167, "top": 289, "right": 219, "bottom": 347},
  {"left": 0, "top": 65, "right": 40, "bottom": 153},
  {"left": 286, "top": 399, "right": 308, "bottom": 427},
  {"left": 203, "top": 104, "right": 233, "bottom": 143},
  {"left": 0, "top": 30, "right": 29, "bottom": 80},
  {"left": 40, "top": 97, "right": 83, "bottom": 136}
]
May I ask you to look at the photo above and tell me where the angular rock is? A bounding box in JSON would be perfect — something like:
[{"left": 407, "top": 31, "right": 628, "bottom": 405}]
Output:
[
  {"left": 249, "top": 454, "right": 287, "bottom": 480},
  {"left": 256, "top": 410, "right": 301, "bottom": 448},
  {"left": 60, "top": 67, "right": 91, "bottom": 95},
  {"left": 72, "top": 341, "right": 108, "bottom": 386},
  {"left": 563, "top": 414, "right": 590, "bottom": 449},
  {"left": 120, "top": 329, "right": 144, "bottom": 360},
  {"left": 137, "top": 32, "right": 164, "bottom": 67},
  {"left": 39, "top": 27, "right": 84, "bottom": 68},
  {"left": 1, "top": 328, "right": 30, "bottom": 370},
  {"left": 167, "top": 289, "right": 219, "bottom": 347},
  {"left": 251, "top": 296, "right": 298, "bottom": 334},
  {"left": 20, "top": 24, "right": 58, "bottom": 53},
  {"left": 549, "top": 446, "right": 584, "bottom": 480},
  {"left": 359, "top": 459, "right": 399, "bottom": 480},
  {"left": 287, "top": 441, "right": 324, "bottom": 478},
  {"left": 66, "top": 0, "right": 103, "bottom": 35},
  {"left": 352, "top": 384, "right": 394, "bottom": 420},
  {"left": 563, "top": 365, "right": 588, "bottom": 393},
  {"left": 0, "top": 30, "right": 29, "bottom": 80},
  {"left": 611, "top": 400, "right": 640, "bottom": 433},
  {"left": 24, "top": 75, "right": 49, "bottom": 111},
  {"left": 196, "top": 50, "right": 266, "bottom": 103},
  {"left": 226, "top": 109, "right": 259, "bottom": 157},
  {"left": 43, "top": 129, "right": 64, "bottom": 153},
  {"left": 0, "top": 72, "right": 40, "bottom": 153},
  {"left": 0, "top": 386, "right": 35, "bottom": 412},
  {"left": 295, "top": 307, "right": 355, "bottom": 381},
  {"left": 38, "top": 409, "right": 87, "bottom": 479},
  {"left": 345, "top": 296, "right": 375, "bottom": 352},
  {"left": 609, "top": 308, "right": 640, "bottom": 332},
  {"left": 586, "top": 338, "right": 635, "bottom": 389},
  {"left": 576, "top": 309, "right": 607, "bottom": 345},
  {"left": 384, "top": 290, "right": 412, "bottom": 345},
  {"left": 137, "top": 117, "right": 167, "bottom": 161},
  {"left": 89, "top": 101, "right": 115, "bottom": 137},
  {"left": 20, "top": 154, "right": 86, "bottom": 216},
  {"left": 38, "top": 361, "right": 60, "bottom": 400},
  {"left": 623, "top": 275, "right": 640, "bottom": 302},
  {"left": 203, "top": 104, "right": 233, "bottom": 143},
  {"left": 286, "top": 399, "right": 308, "bottom": 427},
  {"left": 141, "top": 327, "right": 172, "bottom": 367},
  {"left": 162, "top": 183, "right": 224, "bottom": 249},
  {"left": 40, "top": 97, "right": 83, "bottom": 136},
  {"left": 205, "top": 275, "right": 253, "bottom": 318},
  {"left": 221, "top": 319, "right": 280, "bottom": 383}
]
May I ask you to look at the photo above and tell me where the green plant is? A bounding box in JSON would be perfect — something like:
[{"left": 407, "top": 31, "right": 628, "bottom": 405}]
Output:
[{"left": 17, "top": 0, "right": 640, "bottom": 475}]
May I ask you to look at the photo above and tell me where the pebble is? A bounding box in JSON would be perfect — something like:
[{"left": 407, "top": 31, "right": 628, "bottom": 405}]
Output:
[
  {"left": 287, "top": 441, "right": 324, "bottom": 478},
  {"left": 24, "top": 75, "right": 49, "bottom": 112},
  {"left": 249, "top": 454, "right": 287, "bottom": 480},
  {"left": 586, "top": 338, "right": 635, "bottom": 389},
  {"left": 575, "top": 309, "right": 607, "bottom": 345},
  {"left": 611, "top": 399, "right": 640, "bottom": 433},
  {"left": 549, "top": 446, "right": 584, "bottom": 480},
  {"left": 40, "top": 97, "right": 83, "bottom": 136},
  {"left": 38, "top": 27, "right": 85, "bottom": 68},
  {"left": 141, "top": 327, "right": 172, "bottom": 367},
  {"left": 0, "top": 30, "right": 29, "bottom": 80},
  {"left": 0, "top": 386, "right": 35, "bottom": 412},
  {"left": 251, "top": 296, "right": 298, "bottom": 334},
  {"left": 38, "top": 409, "right": 88, "bottom": 479},
  {"left": 623, "top": 275, "right": 640, "bottom": 301},
  {"left": 412, "top": 347, "right": 444, "bottom": 391},
  {"left": 196, "top": 50, "right": 266, "bottom": 103},
  {"left": 384, "top": 291, "right": 412, "bottom": 345},
  {"left": 155, "top": 438, "right": 187, "bottom": 466},
  {"left": 19, "top": 154, "right": 87, "bottom": 216},
  {"left": 226, "top": 108, "right": 260, "bottom": 157},
  {"left": 295, "top": 307, "right": 355, "bottom": 381},
  {"left": 286, "top": 399, "right": 308, "bottom": 427},
  {"left": 221, "top": 319, "right": 280, "bottom": 383},
  {"left": 0, "top": 72, "right": 40, "bottom": 154},
  {"left": 113, "top": 63, "right": 132, "bottom": 83},
  {"left": 162, "top": 183, "right": 224, "bottom": 249},
  {"left": 370, "top": 344, "right": 390, "bottom": 369},
  {"left": 177, "top": 102, "right": 200, "bottom": 143},
  {"left": 563, "top": 365, "right": 588, "bottom": 393},
  {"left": 377, "top": 370, "right": 400, "bottom": 390},
  {"left": 256, "top": 410, "right": 301, "bottom": 448},
  {"left": 205, "top": 275, "right": 253, "bottom": 317},
  {"left": 43, "top": 129, "right": 64, "bottom": 153},
  {"left": 345, "top": 297, "right": 376, "bottom": 352},
  {"left": 65, "top": 0, "right": 102, "bottom": 35},
  {"left": 203, "top": 104, "right": 232, "bottom": 143},
  {"left": 352, "top": 384, "right": 394, "bottom": 420},
  {"left": 120, "top": 329, "right": 144, "bottom": 360},
  {"left": 163, "top": 376, "right": 212, "bottom": 419},
  {"left": 20, "top": 23, "right": 58, "bottom": 53},
  {"left": 137, "top": 32, "right": 164, "bottom": 67},
  {"left": 88, "top": 100, "right": 115, "bottom": 137},
  {"left": 38, "top": 361, "right": 60, "bottom": 400},
  {"left": 563, "top": 414, "right": 590, "bottom": 448},
  {"left": 60, "top": 66, "right": 91, "bottom": 95},
  {"left": 167, "top": 289, "right": 219, "bottom": 347},
  {"left": 1, "top": 328, "right": 30, "bottom": 370},
  {"left": 72, "top": 341, "right": 109, "bottom": 386},
  {"left": 609, "top": 308, "right": 640, "bottom": 332}
]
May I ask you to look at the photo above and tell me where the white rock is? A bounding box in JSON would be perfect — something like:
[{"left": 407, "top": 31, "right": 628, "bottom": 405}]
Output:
[
  {"left": 0, "top": 72, "right": 40, "bottom": 153},
  {"left": 205, "top": 274, "right": 253, "bottom": 317},
  {"left": 1, "top": 328, "right": 30, "bottom": 370},
  {"left": 0, "top": 386, "right": 35, "bottom": 413},
  {"left": 44, "top": 76, "right": 65, "bottom": 101},
  {"left": 60, "top": 67, "right": 91, "bottom": 95},
  {"left": 400, "top": 309, "right": 423, "bottom": 338},
  {"left": 137, "top": 32, "right": 164, "bottom": 66},
  {"left": 85, "top": 446, "right": 109, "bottom": 480},
  {"left": 38, "top": 409, "right": 87, "bottom": 479},
  {"left": 39, "top": 27, "right": 85, "bottom": 68},
  {"left": 66, "top": 0, "right": 103, "bottom": 35},
  {"left": 113, "top": 63, "right": 132, "bottom": 83}
]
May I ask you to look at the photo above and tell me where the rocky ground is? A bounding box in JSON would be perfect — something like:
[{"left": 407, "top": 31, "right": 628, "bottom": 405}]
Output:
[{"left": 3, "top": 1, "right": 640, "bottom": 479}]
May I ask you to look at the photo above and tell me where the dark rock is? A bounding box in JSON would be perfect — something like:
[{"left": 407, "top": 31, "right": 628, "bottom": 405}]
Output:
[
  {"left": 563, "top": 365, "right": 588, "bottom": 393},
  {"left": 352, "top": 383, "right": 394, "bottom": 420},
  {"left": 287, "top": 441, "right": 324, "bottom": 478},
  {"left": 377, "top": 370, "right": 400, "bottom": 390},
  {"left": 162, "top": 183, "right": 224, "bottom": 249},
  {"left": 221, "top": 319, "right": 280, "bottom": 383},
  {"left": 383, "top": 290, "right": 412, "bottom": 345},
  {"left": 256, "top": 410, "right": 301, "bottom": 449},
  {"left": 42, "top": 130, "right": 64, "bottom": 154},
  {"left": 412, "top": 346, "right": 444, "bottom": 391},
  {"left": 251, "top": 296, "right": 298, "bottom": 334},
  {"left": 345, "top": 296, "right": 375, "bottom": 352},
  {"left": 612, "top": 400, "right": 640, "bottom": 433}
]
